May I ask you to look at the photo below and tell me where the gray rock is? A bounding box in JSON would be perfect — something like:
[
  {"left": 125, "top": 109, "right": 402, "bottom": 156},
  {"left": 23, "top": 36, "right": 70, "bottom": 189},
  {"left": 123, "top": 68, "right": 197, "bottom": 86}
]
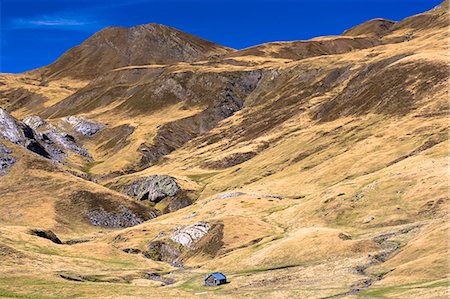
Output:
[
  {"left": 85, "top": 205, "right": 144, "bottom": 228},
  {"left": 249, "top": 193, "right": 283, "bottom": 199},
  {"left": 23, "top": 115, "right": 45, "bottom": 130},
  {"left": 124, "top": 175, "right": 180, "bottom": 202},
  {"left": 0, "top": 142, "right": 15, "bottom": 175},
  {"left": 62, "top": 116, "right": 105, "bottom": 136},
  {"left": 0, "top": 108, "right": 27, "bottom": 145},
  {"left": 24, "top": 115, "right": 91, "bottom": 160},
  {"left": 169, "top": 221, "right": 211, "bottom": 247},
  {"left": 44, "top": 124, "right": 90, "bottom": 158},
  {"left": 145, "top": 221, "right": 222, "bottom": 265},
  {"left": 0, "top": 109, "right": 51, "bottom": 159},
  {"left": 214, "top": 192, "right": 246, "bottom": 200}
]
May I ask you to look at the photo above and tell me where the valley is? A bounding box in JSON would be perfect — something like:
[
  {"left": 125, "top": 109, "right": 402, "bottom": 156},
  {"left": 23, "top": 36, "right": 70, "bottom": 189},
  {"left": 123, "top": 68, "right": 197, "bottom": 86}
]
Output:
[{"left": 0, "top": 2, "right": 448, "bottom": 298}]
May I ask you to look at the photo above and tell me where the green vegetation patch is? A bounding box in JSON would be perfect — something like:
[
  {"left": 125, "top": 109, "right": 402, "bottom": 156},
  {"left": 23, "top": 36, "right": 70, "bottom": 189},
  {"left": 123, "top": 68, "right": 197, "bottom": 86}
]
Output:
[
  {"left": 81, "top": 161, "right": 104, "bottom": 174},
  {"left": 0, "top": 288, "right": 63, "bottom": 299},
  {"left": 359, "top": 279, "right": 449, "bottom": 298}
]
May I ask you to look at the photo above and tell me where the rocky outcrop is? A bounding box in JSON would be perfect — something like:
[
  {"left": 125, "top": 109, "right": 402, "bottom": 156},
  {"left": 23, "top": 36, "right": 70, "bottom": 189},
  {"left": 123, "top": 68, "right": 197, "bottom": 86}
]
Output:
[
  {"left": 23, "top": 115, "right": 90, "bottom": 160},
  {"left": 0, "top": 108, "right": 51, "bottom": 159},
  {"left": 85, "top": 205, "right": 146, "bottom": 228},
  {"left": 124, "top": 175, "right": 180, "bottom": 202},
  {"left": 22, "top": 115, "right": 45, "bottom": 130},
  {"left": 169, "top": 222, "right": 211, "bottom": 247},
  {"left": 144, "top": 221, "right": 223, "bottom": 265},
  {"left": 55, "top": 190, "right": 161, "bottom": 229},
  {"left": 61, "top": 116, "right": 105, "bottom": 136},
  {"left": 138, "top": 71, "right": 262, "bottom": 167},
  {"left": 0, "top": 108, "right": 28, "bottom": 145},
  {"left": 114, "top": 175, "right": 196, "bottom": 213},
  {"left": 0, "top": 110, "right": 91, "bottom": 162},
  {"left": 0, "top": 142, "right": 15, "bottom": 176}
]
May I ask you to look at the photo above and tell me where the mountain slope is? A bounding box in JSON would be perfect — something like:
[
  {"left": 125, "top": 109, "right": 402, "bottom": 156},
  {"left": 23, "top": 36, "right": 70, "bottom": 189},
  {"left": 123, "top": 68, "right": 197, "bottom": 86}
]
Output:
[
  {"left": 0, "top": 2, "right": 448, "bottom": 298},
  {"left": 35, "top": 23, "right": 234, "bottom": 80}
]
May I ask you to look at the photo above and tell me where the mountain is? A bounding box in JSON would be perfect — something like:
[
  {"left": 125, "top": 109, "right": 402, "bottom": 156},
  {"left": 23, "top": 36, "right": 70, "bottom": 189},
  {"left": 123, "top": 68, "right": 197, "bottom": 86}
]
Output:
[
  {"left": 0, "top": 2, "right": 448, "bottom": 298},
  {"left": 35, "top": 23, "right": 234, "bottom": 80}
]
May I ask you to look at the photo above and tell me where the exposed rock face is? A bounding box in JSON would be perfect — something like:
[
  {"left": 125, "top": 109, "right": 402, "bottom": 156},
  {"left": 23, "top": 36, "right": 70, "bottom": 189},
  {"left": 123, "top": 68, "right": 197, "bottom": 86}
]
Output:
[
  {"left": 61, "top": 116, "right": 105, "bottom": 136},
  {"left": 85, "top": 205, "right": 146, "bottom": 228},
  {"left": 0, "top": 142, "right": 15, "bottom": 175},
  {"left": 0, "top": 108, "right": 28, "bottom": 145},
  {"left": 124, "top": 175, "right": 180, "bottom": 202},
  {"left": 145, "top": 221, "right": 223, "bottom": 265},
  {"left": 44, "top": 125, "right": 89, "bottom": 158},
  {"left": 0, "top": 110, "right": 89, "bottom": 162},
  {"left": 137, "top": 71, "right": 262, "bottom": 167},
  {"left": 169, "top": 222, "right": 211, "bottom": 247},
  {"left": 363, "top": 216, "right": 375, "bottom": 224},
  {"left": 23, "top": 115, "right": 90, "bottom": 160},
  {"left": 56, "top": 190, "right": 161, "bottom": 229},
  {"left": 22, "top": 115, "right": 45, "bottom": 130},
  {"left": 0, "top": 108, "right": 51, "bottom": 159}
]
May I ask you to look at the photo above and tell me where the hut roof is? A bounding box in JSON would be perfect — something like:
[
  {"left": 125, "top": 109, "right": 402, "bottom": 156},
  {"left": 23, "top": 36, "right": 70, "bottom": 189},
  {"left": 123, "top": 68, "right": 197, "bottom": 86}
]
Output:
[{"left": 207, "top": 272, "right": 226, "bottom": 280}]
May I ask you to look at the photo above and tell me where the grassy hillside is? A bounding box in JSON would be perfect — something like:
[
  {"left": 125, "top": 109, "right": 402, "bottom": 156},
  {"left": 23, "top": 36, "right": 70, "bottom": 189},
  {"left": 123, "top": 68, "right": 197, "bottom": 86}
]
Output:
[{"left": 0, "top": 2, "right": 448, "bottom": 298}]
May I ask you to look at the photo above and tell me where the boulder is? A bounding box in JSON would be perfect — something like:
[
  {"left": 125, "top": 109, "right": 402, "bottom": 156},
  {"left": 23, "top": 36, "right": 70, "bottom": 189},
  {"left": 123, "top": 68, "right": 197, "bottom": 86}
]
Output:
[{"left": 124, "top": 175, "right": 180, "bottom": 202}]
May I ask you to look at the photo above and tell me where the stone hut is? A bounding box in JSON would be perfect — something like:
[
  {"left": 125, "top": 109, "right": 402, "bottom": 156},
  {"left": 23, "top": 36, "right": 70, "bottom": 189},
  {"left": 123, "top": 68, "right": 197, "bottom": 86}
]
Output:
[{"left": 204, "top": 272, "right": 227, "bottom": 286}]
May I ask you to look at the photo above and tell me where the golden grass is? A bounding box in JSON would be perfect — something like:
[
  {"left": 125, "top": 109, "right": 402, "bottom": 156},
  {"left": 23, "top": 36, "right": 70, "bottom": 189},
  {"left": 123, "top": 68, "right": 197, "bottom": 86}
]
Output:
[{"left": 0, "top": 8, "right": 448, "bottom": 298}]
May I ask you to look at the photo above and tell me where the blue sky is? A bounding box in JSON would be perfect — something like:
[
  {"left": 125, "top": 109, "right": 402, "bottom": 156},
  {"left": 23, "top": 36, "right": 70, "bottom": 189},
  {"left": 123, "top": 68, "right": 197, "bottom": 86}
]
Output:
[{"left": 0, "top": 0, "right": 442, "bottom": 73}]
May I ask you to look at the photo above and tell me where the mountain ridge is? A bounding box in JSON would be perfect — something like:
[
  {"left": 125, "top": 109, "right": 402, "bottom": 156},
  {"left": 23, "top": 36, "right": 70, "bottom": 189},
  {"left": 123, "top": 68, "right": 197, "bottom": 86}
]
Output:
[
  {"left": 33, "top": 23, "right": 234, "bottom": 80},
  {"left": 0, "top": 1, "right": 448, "bottom": 298}
]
